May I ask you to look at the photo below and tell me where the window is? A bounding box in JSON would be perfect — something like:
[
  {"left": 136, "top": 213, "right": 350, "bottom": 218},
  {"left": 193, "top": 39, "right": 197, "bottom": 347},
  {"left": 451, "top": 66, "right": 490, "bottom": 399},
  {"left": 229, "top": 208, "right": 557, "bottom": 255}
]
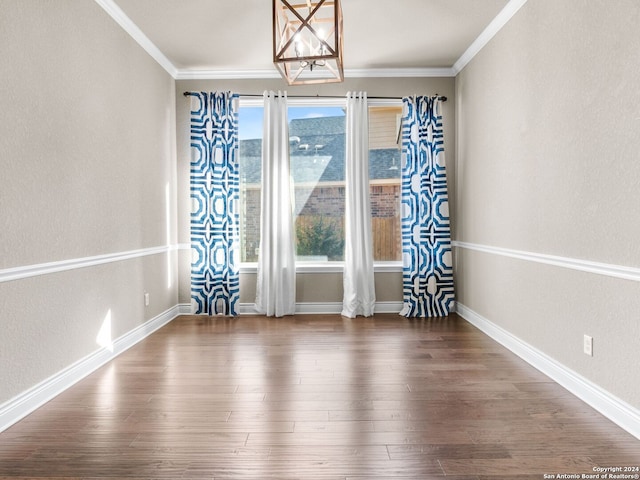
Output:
[
  {"left": 238, "top": 106, "right": 264, "bottom": 263},
  {"left": 238, "top": 102, "right": 402, "bottom": 264},
  {"left": 368, "top": 106, "right": 402, "bottom": 262}
]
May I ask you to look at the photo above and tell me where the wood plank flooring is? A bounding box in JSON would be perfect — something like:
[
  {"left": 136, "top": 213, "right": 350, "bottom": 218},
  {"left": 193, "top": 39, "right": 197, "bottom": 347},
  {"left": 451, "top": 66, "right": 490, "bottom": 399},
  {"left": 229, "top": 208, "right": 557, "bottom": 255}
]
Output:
[{"left": 0, "top": 313, "right": 638, "bottom": 479}]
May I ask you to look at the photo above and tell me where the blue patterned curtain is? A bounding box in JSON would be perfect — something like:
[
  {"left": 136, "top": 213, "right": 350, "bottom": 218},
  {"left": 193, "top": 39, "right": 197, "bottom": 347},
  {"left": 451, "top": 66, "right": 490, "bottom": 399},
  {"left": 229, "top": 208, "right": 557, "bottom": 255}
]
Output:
[
  {"left": 399, "top": 96, "right": 454, "bottom": 317},
  {"left": 189, "top": 91, "right": 240, "bottom": 315}
]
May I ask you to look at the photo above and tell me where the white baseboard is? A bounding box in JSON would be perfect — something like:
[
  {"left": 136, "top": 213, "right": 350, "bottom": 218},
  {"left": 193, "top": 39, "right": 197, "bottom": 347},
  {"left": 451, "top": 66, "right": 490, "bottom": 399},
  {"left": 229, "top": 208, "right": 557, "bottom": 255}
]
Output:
[
  {"left": 456, "top": 303, "right": 640, "bottom": 440},
  {"left": 0, "top": 305, "right": 182, "bottom": 433},
  {"left": 14, "top": 299, "right": 631, "bottom": 445},
  {"left": 239, "top": 301, "right": 405, "bottom": 315},
  {"left": 177, "top": 303, "right": 193, "bottom": 314}
]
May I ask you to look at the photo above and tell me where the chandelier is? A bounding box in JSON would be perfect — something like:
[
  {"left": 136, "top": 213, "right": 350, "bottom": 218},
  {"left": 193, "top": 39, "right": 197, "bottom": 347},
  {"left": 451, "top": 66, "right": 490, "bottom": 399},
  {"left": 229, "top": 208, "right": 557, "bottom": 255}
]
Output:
[{"left": 272, "top": 0, "right": 344, "bottom": 85}]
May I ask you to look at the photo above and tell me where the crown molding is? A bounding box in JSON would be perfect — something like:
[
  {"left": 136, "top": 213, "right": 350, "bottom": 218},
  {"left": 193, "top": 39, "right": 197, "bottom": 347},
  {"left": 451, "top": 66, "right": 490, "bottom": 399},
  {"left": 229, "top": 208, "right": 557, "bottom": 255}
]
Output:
[
  {"left": 96, "top": 0, "right": 523, "bottom": 81},
  {"left": 175, "top": 67, "right": 455, "bottom": 80},
  {"left": 452, "top": 0, "right": 529, "bottom": 75},
  {"left": 94, "top": 0, "right": 178, "bottom": 78},
  {"left": 346, "top": 68, "right": 455, "bottom": 78},
  {"left": 175, "top": 69, "right": 280, "bottom": 80}
]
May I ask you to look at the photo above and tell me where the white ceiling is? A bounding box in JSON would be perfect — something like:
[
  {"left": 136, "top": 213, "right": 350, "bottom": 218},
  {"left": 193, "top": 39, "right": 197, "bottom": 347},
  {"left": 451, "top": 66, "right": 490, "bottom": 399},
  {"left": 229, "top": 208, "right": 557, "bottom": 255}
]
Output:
[{"left": 100, "top": 0, "right": 525, "bottom": 79}]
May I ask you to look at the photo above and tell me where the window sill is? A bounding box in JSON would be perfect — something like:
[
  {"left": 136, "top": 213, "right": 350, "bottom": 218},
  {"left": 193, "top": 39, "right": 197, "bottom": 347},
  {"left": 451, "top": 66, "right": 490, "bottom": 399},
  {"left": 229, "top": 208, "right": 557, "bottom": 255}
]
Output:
[{"left": 239, "top": 262, "right": 402, "bottom": 274}]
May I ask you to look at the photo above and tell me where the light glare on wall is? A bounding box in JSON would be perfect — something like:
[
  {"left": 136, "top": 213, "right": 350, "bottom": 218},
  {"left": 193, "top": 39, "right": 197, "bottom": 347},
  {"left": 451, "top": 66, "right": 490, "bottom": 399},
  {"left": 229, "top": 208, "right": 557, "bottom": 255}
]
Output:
[{"left": 96, "top": 309, "right": 113, "bottom": 352}]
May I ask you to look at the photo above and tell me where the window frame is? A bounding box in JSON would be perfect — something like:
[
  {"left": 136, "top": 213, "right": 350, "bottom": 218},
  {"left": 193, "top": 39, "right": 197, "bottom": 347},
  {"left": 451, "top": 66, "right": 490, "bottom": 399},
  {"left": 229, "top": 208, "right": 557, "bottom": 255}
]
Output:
[{"left": 238, "top": 96, "right": 403, "bottom": 274}]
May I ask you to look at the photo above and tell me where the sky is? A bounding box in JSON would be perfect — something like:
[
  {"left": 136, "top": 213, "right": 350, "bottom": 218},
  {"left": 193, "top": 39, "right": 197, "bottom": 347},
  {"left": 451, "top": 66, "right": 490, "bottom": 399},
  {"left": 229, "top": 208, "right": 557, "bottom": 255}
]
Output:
[{"left": 238, "top": 106, "right": 345, "bottom": 140}]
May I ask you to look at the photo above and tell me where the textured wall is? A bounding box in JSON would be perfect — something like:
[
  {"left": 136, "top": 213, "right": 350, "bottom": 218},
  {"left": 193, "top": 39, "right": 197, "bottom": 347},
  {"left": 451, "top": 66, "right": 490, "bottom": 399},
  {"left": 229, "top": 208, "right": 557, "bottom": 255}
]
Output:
[
  {"left": 175, "top": 77, "right": 456, "bottom": 306},
  {"left": 0, "top": 0, "right": 177, "bottom": 403},
  {"left": 455, "top": 0, "right": 640, "bottom": 407}
]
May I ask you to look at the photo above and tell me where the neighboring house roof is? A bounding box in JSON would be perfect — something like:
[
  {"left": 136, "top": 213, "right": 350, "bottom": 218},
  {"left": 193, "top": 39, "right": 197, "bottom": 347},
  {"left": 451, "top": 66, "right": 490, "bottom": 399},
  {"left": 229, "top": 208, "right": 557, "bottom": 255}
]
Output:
[
  {"left": 239, "top": 116, "right": 401, "bottom": 184},
  {"left": 290, "top": 116, "right": 345, "bottom": 136}
]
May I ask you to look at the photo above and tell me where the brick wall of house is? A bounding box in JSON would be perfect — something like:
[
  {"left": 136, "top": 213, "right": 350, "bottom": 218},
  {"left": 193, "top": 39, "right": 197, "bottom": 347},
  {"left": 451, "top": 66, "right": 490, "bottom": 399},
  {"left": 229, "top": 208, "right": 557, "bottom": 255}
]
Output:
[
  {"left": 241, "top": 186, "right": 261, "bottom": 262},
  {"left": 297, "top": 184, "right": 345, "bottom": 217},
  {"left": 370, "top": 183, "right": 400, "bottom": 218},
  {"left": 370, "top": 183, "right": 401, "bottom": 261},
  {"left": 240, "top": 182, "right": 401, "bottom": 262}
]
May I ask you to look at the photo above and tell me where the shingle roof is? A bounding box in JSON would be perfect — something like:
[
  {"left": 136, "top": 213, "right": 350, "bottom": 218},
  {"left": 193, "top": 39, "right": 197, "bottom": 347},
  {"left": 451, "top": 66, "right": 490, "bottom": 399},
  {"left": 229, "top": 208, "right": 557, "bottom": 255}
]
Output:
[
  {"left": 238, "top": 116, "right": 401, "bottom": 184},
  {"left": 290, "top": 116, "right": 345, "bottom": 136}
]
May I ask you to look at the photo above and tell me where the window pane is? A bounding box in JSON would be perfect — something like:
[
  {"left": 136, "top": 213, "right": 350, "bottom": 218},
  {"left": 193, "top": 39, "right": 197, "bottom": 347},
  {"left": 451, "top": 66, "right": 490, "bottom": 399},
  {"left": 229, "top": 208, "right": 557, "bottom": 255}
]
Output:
[
  {"left": 238, "top": 105, "right": 346, "bottom": 263},
  {"left": 238, "top": 107, "right": 263, "bottom": 263},
  {"left": 290, "top": 106, "right": 346, "bottom": 262},
  {"left": 369, "top": 106, "right": 402, "bottom": 261},
  {"left": 238, "top": 104, "right": 402, "bottom": 264}
]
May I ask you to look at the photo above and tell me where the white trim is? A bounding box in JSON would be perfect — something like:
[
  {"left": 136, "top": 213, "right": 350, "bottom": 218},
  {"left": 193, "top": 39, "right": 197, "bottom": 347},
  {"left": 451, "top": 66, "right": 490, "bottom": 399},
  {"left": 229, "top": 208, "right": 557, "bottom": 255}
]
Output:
[
  {"left": 238, "top": 301, "right": 403, "bottom": 315},
  {"left": 239, "top": 303, "right": 263, "bottom": 315},
  {"left": 177, "top": 303, "right": 192, "bottom": 315},
  {"left": 452, "top": 0, "right": 529, "bottom": 75},
  {"left": 237, "top": 262, "right": 402, "bottom": 274},
  {"left": 176, "top": 69, "right": 280, "bottom": 80},
  {"left": 175, "top": 67, "right": 455, "bottom": 81},
  {"left": 0, "top": 305, "right": 181, "bottom": 433},
  {"left": 93, "top": 0, "right": 178, "bottom": 77},
  {"left": 295, "top": 263, "right": 344, "bottom": 274},
  {"left": 373, "top": 301, "right": 404, "bottom": 314},
  {"left": 453, "top": 241, "right": 640, "bottom": 283},
  {"left": 0, "top": 245, "right": 179, "bottom": 284},
  {"left": 456, "top": 303, "right": 640, "bottom": 440},
  {"left": 371, "top": 262, "right": 403, "bottom": 273},
  {"left": 345, "top": 68, "right": 455, "bottom": 78}
]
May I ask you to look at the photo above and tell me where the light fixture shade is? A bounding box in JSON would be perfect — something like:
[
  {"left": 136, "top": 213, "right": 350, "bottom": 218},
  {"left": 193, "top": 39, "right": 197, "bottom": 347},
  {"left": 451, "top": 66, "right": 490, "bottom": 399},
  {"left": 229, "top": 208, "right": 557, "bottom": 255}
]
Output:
[{"left": 273, "top": 0, "right": 344, "bottom": 85}]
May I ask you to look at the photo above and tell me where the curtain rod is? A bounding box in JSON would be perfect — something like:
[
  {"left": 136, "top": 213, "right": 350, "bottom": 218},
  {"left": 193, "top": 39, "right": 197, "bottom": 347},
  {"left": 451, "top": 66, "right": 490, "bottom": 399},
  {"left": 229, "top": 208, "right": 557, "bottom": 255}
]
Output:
[{"left": 182, "top": 92, "right": 447, "bottom": 102}]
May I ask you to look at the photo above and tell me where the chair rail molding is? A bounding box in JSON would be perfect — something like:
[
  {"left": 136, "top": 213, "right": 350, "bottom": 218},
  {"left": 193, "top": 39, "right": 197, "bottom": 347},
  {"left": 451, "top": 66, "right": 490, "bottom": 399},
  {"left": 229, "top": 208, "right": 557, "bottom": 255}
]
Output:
[
  {"left": 453, "top": 241, "right": 640, "bottom": 282},
  {"left": 0, "top": 245, "right": 180, "bottom": 284}
]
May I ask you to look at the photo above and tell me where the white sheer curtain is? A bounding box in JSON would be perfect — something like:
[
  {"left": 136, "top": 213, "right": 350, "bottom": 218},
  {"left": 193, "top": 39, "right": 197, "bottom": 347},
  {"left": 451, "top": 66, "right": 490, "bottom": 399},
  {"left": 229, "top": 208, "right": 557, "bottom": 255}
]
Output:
[
  {"left": 341, "top": 91, "right": 376, "bottom": 318},
  {"left": 255, "top": 91, "right": 296, "bottom": 317}
]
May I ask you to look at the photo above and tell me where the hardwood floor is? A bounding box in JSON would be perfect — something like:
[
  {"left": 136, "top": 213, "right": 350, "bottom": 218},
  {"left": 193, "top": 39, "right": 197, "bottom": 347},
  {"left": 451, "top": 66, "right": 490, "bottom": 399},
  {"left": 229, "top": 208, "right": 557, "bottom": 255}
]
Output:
[{"left": 0, "top": 313, "right": 638, "bottom": 479}]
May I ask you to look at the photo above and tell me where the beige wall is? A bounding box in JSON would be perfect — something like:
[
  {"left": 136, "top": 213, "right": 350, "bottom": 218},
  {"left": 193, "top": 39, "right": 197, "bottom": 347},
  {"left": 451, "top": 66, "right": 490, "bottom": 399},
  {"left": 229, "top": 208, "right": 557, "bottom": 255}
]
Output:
[
  {"left": 175, "top": 77, "right": 456, "bottom": 306},
  {"left": 0, "top": 1, "right": 177, "bottom": 403},
  {"left": 455, "top": 0, "right": 640, "bottom": 407}
]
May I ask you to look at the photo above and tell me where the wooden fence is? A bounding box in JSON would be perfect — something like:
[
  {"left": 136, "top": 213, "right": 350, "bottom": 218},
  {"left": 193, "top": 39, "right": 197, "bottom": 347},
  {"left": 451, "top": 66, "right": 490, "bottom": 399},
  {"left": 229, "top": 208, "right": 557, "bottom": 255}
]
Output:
[
  {"left": 372, "top": 216, "right": 401, "bottom": 261},
  {"left": 295, "top": 215, "right": 400, "bottom": 261}
]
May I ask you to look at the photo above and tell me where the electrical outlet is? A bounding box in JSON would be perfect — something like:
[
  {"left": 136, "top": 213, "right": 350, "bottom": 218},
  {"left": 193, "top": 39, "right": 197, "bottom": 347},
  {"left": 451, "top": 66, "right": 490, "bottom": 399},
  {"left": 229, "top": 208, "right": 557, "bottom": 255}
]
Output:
[
  {"left": 583, "top": 334, "right": 593, "bottom": 356},
  {"left": 144, "top": 292, "right": 150, "bottom": 307}
]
